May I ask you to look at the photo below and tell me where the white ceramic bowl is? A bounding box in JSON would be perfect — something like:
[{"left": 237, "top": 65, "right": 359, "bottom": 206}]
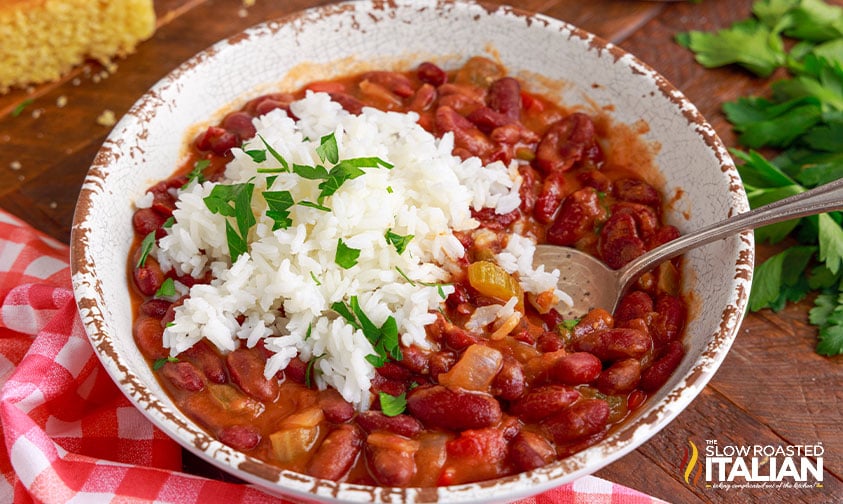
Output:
[{"left": 71, "top": 1, "right": 753, "bottom": 502}]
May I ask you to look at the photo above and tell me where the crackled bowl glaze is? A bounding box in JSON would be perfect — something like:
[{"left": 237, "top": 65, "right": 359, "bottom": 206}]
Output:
[{"left": 71, "top": 1, "right": 753, "bottom": 502}]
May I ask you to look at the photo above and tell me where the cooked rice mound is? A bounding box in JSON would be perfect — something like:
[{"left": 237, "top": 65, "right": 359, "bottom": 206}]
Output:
[{"left": 145, "top": 92, "right": 565, "bottom": 409}]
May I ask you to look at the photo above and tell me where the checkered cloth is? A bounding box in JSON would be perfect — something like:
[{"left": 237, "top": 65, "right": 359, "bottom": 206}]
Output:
[{"left": 0, "top": 209, "right": 666, "bottom": 503}]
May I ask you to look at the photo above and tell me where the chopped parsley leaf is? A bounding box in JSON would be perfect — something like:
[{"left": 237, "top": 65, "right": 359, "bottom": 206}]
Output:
[
  {"left": 379, "top": 391, "right": 407, "bottom": 416},
  {"left": 385, "top": 229, "right": 414, "bottom": 254},
  {"left": 155, "top": 277, "right": 176, "bottom": 298},
  {"left": 335, "top": 238, "right": 361, "bottom": 269},
  {"left": 136, "top": 231, "right": 156, "bottom": 268}
]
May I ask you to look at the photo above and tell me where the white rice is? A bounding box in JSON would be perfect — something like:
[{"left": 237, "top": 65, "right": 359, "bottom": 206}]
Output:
[{"left": 148, "top": 91, "right": 567, "bottom": 410}]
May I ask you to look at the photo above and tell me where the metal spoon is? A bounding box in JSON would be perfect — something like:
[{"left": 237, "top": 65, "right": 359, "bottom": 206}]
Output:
[{"left": 534, "top": 177, "right": 843, "bottom": 319}]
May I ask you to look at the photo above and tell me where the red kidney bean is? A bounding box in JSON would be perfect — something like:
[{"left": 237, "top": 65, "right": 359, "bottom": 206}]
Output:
[
  {"left": 409, "top": 83, "right": 437, "bottom": 112},
  {"left": 648, "top": 225, "right": 681, "bottom": 250},
  {"left": 509, "top": 431, "right": 555, "bottom": 472},
  {"left": 534, "top": 112, "right": 596, "bottom": 173},
  {"left": 194, "top": 126, "right": 238, "bottom": 156},
  {"left": 282, "top": 357, "right": 307, "bottom": 384},
  {"left": 434, "top": 105, "right": 494, "bottom": 159},
  {"left": 328, "top": 92, "right": 365, "bottom": 114},
  {"left": 446, "top": 427, "right": 507, "bottom": 461},
  {"left": 133, "top": 255, "right": 165, "bottom": 297},
  {"left": 397, "top": 345, "right": 430, "bottom": 375},
  {"left": 537, "top": 331, "right": 565, "bottom": 353},
  {"left": 160, "top": 361, "right": 205, "bottom": 392},
  {"left": 467, "top": 106, "right": 512, "bottom": 133},
  {"left": 226, "top": 348, "right": 279, "bottom": 402},
  {"left": 442, "top": 322, "right": 478, "bottom": 351},
  {"left": 578, "top": 170, "right": 611, "bottom": 192},
  {"left": 640, "top": 340, "right": 685, "bottom": 391},
  {"left": 368, "top": 438, "right": 417, "bottom": 486},
  {"left": 429, "top": 351, "right": 457, "bottom": 379},
  {"left": 614, "top": 178, "right": 661, "bottom": 207},
  {"left": 139, "top": 298, "right": 171, "bottom": 319},
  {"left": 318, "top": 388, "right": 355, "bottom": 423},
  {"left": 491, "top": 122, "right": 539, "bottom": 145},
  {"left": 470, "top": 207, "right": 520, "bottom": 231},
  {"left": 221, "top": 111, "right": 256, "bottom": 141},
  {"left": 307, "top": 424, "right": 363, "bottom": 481},
  {"left": 611, "top": 202, "right": 659, "bottom": 238},
  {"left": 356, "top": 410, "right": 423, "bottom": 438},
  {"left": 487, "top": 77, "right": 521, "bottom": 121},
  {"left": 183, "top": 340, "right": 227, "bottom": 384},
  {"left": 546, "top": 187, "right": 607, "bottom": 246},
  {"left": 650, "top": 295, "right": 687, "bottom": 346},
  {"left": 518, "top": 164, "right": 541, "bottom": 214},
  {"left": 246, "top": 92, "right": 295, "bottom": 116},
  {"left": 491, "top": 356, "right": 526, "bottom": 401},
  {"left": 574, "top": 327, "right": 652, "bottom": 361},
  {"left": 377, "top": 361, "right": 412, "bottom": 382},
  {"left": 510, "top": 385, "right": 580, "bottom": 422},
  {"left": 362, "top": 71, "right": 415, "bottom": 97},
  {"left": 533, "top": 171, "right": 567, "bottom": 223},
  {"left": 133, "top": 316, "right": 167, "bottom": 360},
  {"left": 218, "top": 424, "right": 260, "bottom": 451},
  {"left": 407, "top": 385, "right": 502, "bottom": 430},
  {"left": 371, "top": 373, "right": 406, "bottom": 398},
  {"left": 571, "top": 308, "right": 613, "bottom": 341},
  {"left": 614, "top": 291, "right": 654, "bottom": 324},
  {"left": 599, "top": 212, "right": 647, "bottom": 269},
  {"left": 417, "top": 61, "right": 447, "bottom": 86},
  {"left": 132, "top": 208, "right": 168, "bottom": 238},
  {"left": 551, "top": 352, "right": 602, "bottom": 385},
  {"left": 627, "top": 389, "right": 647, "bottom": 410},
  {"left": 544, "top": 398, "right": 610, "bottom": 443},
  {"left": 595, "top": 359, "right": 642, "bottom": 395}
]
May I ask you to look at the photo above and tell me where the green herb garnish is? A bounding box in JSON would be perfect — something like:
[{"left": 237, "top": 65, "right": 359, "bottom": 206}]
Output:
[
  {"left": 678, "top": 0, "right": 843, "bottom": 355},
  {"left": 305, "top": 354, "right": 324, "bottom": 388},
  {"left": 244, "top": 149, "right": 268, "bottom": 163},
  {"left": 385, "top": 229, "right": 414, "bottom": 254},
  {"left": 262, "top": 190, "right": 294, "bottom": 230},
  {"left": 331, "top": 295, "right": 402, "bottom": 366},
  {"left": 155, "top": 277, "right": 176, "bottom": 298},
  {"left": 379, "top": 391, "right": 407, "bottom": 416},
  {"left": 561, "top": 318, "right": 580, "bottom": 331},
  {"left": 152, "top": 356, "right": 179, "bottom": 371},
  {"left": 258, "top": 134, "right": 289, "bottom": 171},
  {"left": 136, "top": 231, "right": 156, "bottom": 268},
  {"left": 316, "top": 132, "right": 339, "bottom": 164},
  {"left": 182, "top": 159, "right": 210, "bottom": 188},
  {"left": 335, "top": 238, "right": 361, "bottom": 269},
  {"left": 203, "top": 182, "right": 256, "bottom": 262},
  {"left": 310, "top": 271, "right": 322, "bottom": 286}
]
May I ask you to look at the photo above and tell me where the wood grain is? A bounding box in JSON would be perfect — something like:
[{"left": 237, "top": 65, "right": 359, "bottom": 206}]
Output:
[{"left": 1, "top": 1, "right": 840, "bottom": 502}]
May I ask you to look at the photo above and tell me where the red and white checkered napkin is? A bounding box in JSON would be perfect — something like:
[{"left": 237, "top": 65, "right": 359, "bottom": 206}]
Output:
[{"left": 0, "top": 209, "right": 665, "bottom": 503}]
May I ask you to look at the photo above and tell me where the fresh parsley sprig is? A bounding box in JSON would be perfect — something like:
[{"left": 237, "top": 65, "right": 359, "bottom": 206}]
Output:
[
  {"left": 203, "top": 181, "right": 256, "bottom": 262},
  {"left": 331, "top": 295, "right": 402, "bottom": 367},
  {"left": 679, "top": 0, "right": 843, "bottom": 355}
]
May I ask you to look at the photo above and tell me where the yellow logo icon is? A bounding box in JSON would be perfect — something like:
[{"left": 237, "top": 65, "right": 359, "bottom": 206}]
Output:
[{"left": 682, "top": 440, "right": 703, "bottom": 486}]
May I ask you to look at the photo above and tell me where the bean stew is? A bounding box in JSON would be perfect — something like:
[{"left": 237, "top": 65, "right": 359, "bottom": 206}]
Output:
[{"left": 129, "top": 57, "right": 687, "bottom": 487}]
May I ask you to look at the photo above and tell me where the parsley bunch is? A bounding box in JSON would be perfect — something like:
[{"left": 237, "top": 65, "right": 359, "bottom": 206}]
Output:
[{"left": 678, "top": 0, "right": 843, "bottom": 355}]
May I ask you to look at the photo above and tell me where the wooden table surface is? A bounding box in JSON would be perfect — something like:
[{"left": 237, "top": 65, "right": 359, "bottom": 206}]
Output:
[{"left": 1, "top": 1, "right": 840, "bottom": 502}]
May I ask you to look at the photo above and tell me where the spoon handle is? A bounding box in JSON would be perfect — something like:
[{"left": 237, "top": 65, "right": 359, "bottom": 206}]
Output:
[{"left": 618, "top": 176, "right": 843, "bottom": 287}]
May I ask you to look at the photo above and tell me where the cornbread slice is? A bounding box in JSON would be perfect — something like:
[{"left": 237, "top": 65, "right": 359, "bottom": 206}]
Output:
[{"left": 0, "top": 0, "right": 156, "bottom": 93}]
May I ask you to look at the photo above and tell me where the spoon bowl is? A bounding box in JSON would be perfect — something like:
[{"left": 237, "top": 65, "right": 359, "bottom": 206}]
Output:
[{"left": 536, "top": 176, "right": 843, "bottom": 319}]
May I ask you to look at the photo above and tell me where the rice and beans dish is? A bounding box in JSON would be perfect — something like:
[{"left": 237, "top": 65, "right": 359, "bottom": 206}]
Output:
[{"left": 129, "top": 57, "right": 688, "bottom": 486}]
